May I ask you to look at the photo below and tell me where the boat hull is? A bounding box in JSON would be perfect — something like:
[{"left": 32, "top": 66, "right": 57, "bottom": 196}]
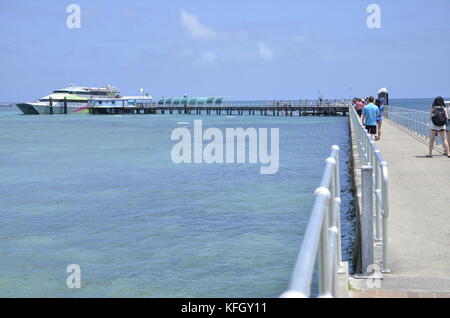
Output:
[
  {"left": 16, "top": 103, "right": 89, "bottom": 115},
  {"left": 16, "top": 103, "right": 39, "bottom": 115}
]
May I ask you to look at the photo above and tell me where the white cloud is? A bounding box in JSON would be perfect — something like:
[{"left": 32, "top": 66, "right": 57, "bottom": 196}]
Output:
[
  {"left": 257, "top": 42, "right": 274, "bottom": 60},
  {"left": 180, "top": 10, "right": 248, "bottom": 41},
  {"left": 199, "top": 52, "right": 218, "bottom": 64},
  {"left": 180, "top": 10, "right": 218, "bottom": 40}
]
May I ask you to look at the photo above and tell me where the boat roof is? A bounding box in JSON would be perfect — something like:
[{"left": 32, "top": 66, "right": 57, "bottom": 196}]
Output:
[
  {"left": 42, "top": 93, "right": 88, "bottom": 100},
  {"left": 54, "top": 85, "right": 119, "bottom": 93},
  {"left": 121, "top": 96, "right": 153, "bottom": 99}
]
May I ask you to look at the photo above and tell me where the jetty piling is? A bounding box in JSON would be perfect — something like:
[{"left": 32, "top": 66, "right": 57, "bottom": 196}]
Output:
[{"left": 63, "top": 97, "right": 67, "bottom": 114}]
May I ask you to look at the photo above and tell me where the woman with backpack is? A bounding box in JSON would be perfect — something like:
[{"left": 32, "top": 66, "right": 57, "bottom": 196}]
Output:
[{"left": 427, "top": 96, "right": 449, "bottom": 158}]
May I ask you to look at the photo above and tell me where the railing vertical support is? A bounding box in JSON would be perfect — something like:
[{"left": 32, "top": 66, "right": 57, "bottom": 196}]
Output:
[
  {"left": 318, "top": 203, "right": 331, "bottom": 296},
  {"left": 375, "top": 151, "right": 383, "bottom": 242},
  {"left": 381, "top": 162, "right": 390, "bottom": 273},
  {"left": 332, "top": 146, "right": 343, "bottom": 266},
  {"left": 361, "top": 165, "right": 374, "bottom": 275}
]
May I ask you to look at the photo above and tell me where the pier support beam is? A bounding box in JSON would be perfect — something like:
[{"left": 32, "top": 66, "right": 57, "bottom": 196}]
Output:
[{"left": 63, "top": 97, "right": 68, "bottom": 114}]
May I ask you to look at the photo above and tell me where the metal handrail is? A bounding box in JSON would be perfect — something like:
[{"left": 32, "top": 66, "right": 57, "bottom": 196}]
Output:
[
  {"left": 384, "top": 105, "right": 443, "bottom": 144},
  {"left": 89, "top": 99, "right": 352, "bottom": 109},
  {"left": 281, "top": 145, "right": 343, "bottom": 298},
  {"left": 349, "top": 105, "right": 390, "bottom": 273}
]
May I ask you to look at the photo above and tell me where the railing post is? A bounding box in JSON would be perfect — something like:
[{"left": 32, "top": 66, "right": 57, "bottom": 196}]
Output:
[
  {"left": 332, "top": 146, "right": 343, "bottom": 266},
  {"left": 374, "top": 159, "right": 382, "bottom": 242},
  {"left": 318, "top": 203, "right": 331, "bottom": 296},
  {"left": 381, "top": 162, "right": 390, "bottom": 273},
  {"left": 328, "top": 226, "right": 339, "bottom": 297},
  {"left": 361, "top": 165, "right": 374, "bottom": 275}
]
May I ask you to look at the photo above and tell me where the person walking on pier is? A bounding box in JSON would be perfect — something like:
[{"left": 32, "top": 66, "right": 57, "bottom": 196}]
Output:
[
  {"left": 375, "top": 98, "right": 384, "bottom": 140},
  {"left": 427, "top": 96, "right": 449, "bottom": 158},
  {"left": 355, "top": 98, "right": 365, "bottom": 117},
  {"left": 361, "top": 96, "right": 380, "bottom": 140}
]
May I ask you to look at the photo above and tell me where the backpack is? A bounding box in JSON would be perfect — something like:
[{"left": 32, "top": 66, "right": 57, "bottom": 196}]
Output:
[{"left": 431, "top": 106, "right": 447, "bottom": 126}]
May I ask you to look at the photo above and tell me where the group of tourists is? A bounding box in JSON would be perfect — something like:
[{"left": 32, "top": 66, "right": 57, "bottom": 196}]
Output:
[
  {"left": 353, "top": 95, "right": 450, "bottom": 158},
  {"left": 352, "top": 96, "right": 385, "bottom": 141}
]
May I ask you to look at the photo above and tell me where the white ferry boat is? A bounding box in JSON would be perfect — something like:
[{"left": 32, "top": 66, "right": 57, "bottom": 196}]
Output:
[{"left": 16, "top": 85, "right": 120, "bottom": 114}]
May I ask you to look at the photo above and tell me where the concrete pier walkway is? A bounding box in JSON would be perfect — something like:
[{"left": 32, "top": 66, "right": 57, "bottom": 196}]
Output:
[{"left": 351, "top": 119, "right": 450, "bottom": 296}]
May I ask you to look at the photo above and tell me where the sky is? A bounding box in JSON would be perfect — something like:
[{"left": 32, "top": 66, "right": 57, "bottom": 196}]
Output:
[{"left": 0, "top": 0, "right": 449, "bottom": 101}]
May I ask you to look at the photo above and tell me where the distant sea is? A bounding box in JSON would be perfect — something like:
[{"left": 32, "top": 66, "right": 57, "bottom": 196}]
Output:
[
  {"left": 0, "top": 98, "right": 436, "bottom": 297},
  {"left": 389, "top": 98, "right": 449, "bottom": 111}
]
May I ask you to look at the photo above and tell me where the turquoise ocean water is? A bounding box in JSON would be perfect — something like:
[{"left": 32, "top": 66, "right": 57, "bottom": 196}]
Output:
[{"left": 0, "top": 106, "right": 355, "bottom": 297}]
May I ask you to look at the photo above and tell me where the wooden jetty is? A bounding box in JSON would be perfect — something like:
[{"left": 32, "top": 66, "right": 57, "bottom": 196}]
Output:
[{"left": 88, "top": 104, "right": 349, "bottom": 116}]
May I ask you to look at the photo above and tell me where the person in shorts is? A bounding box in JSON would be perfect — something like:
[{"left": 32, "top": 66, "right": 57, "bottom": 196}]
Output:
[
  {"left": 427, "top": 96, "right": 449, "bottom": 157},
  {"left": 361, "top": 96, "right": 380, "bottom": 140}
]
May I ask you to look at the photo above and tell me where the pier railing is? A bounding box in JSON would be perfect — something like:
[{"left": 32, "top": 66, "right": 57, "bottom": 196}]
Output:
[
  {"left": 349, "top": 105, "right": 390, "bottom": 274},
  {"left": 220, "top": 99, "right": 349, "bottom": 107},
  {"left": 384, "top": 105, "right": 443, "bottom": 145},
  {"left": 88, "top": 99, "right": 351, "bottom": 116},
  {"left": 89, "top": 99, "right": 350, "bottom": 108},
  {"left": 281, "top": 145, "right": 344, "bottom": 298}
]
